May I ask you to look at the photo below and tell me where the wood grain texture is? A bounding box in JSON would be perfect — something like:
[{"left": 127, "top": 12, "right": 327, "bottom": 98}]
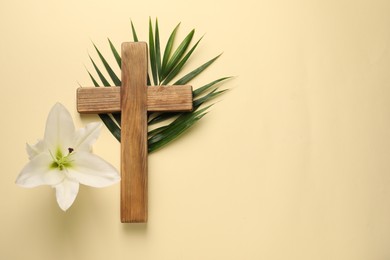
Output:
[
  {"left": 77, "top": 87, "right": 121, "bottom": 113},
  {"left": 120, "top": 42, "right": 148, "bottom": 223},
  {"left": 77, "top": 85, "right": 193, "bottom": 113},
  {"left": 147, "top": 85, "right": 193, "bottom": 111}
]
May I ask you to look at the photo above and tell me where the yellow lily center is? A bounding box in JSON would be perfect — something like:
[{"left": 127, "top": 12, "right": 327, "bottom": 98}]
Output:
[{"left": 50, "top": 148, "right": 74, "bottom": 170}]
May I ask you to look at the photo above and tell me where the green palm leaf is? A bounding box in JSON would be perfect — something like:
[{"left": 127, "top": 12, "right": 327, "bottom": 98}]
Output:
[
  {"left": 130, "top": 20, "right": 139, "bottom": 42},
  {"left": 155, "top": 19, "right": 162, "bottom": 82},
  {"left": 148, "top": 125, "right": 169, "bottom": 138},
  {"left": 174, "top": 54, "right": 222, "bottom": 85},
  {"left": 87, "top": 70, "right": 121, "bottom": 139},
  {"left": 193, "top": 76, "right": 231, "bottom": 97},
  {"left": 86, "top": 18, "right": 229, "bottom": 153},
  {"left": 161, "top": 37, "right": 203, "bottom": 85},
  {"left": 149, "top": 18, "right": 158, "bottom": 85},
  {"left": 148, "top": 106, "right": 210, "bottom": 152},
  {"left": 131, "top": 20, "right": 151, "bottom": 86},
  {"left": 93, "top": 43, "right": 121, "bottom": 86},
  {"left": 161, "top": 23, "right": 180, "bottom": 75},
  {"left": 108, "top": 38, "right": 121, "bottom": 69},
  {"left": 86, "top": 69, "right": 100, "bottom": 86},
  {"left": 89, "top": 56, "right": 110, "bottom": 86},
  {"left": 161, "top": 29, "right": 194, "bottom": 80}
]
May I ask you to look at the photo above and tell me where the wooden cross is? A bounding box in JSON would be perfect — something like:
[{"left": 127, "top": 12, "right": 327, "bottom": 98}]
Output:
[{"left": 76, "top": 42, "right": 193, "bottom": 223}]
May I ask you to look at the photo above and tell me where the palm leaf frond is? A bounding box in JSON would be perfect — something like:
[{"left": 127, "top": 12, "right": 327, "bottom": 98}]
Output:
[
  {"left": 149, "top": 18, "right": 158, "bottom": 85},
  {"left": 161, "top": 29, "right": 195, "bottom": 80},
  {"left": 86, "top": 69, "right": 100, "bottom": 86},
  {"left": 130, "top": 20, "right": 139, "bottom": 42},
  {"left": 86, "top": 69, "right": 121, "bottom": 139},
  {"left": 161, "top": 36, "right": 203, "bottom": 85},
  {"left": 174, "top": 53, "right": 222, "bottom": 85},
  {"left": 161, "top": 22, "right": 180, "bottom": 74},
  {"left": 86, "top": 18, "right": 229, "bottom": 153},
  {"left": 108, "top": 38, "right": 121, "bottom": 69},
  {"left": 155, "top": 19, "right": 162, "bottom": 82},
  {"left": 89, "top": 55, "right": 111, "bottom": 86},
  {"left": 193, "top": 77, "right": 231, "bottom": 97},
  {"left": 93, "top": 43, "right": 121, "bottom": 86},
  {"left": 148, "top": 106, "right": 211, "bottom": 153}
]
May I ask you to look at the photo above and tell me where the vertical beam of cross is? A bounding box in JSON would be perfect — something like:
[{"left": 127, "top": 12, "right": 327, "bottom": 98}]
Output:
[{"left": 120, "top": 42, "right": 148, "bottom": 222}]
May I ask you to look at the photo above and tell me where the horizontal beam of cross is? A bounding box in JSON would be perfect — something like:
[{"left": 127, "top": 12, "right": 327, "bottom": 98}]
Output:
[{"left": 77, "top": 86, "right": 193, "bottom": 113}]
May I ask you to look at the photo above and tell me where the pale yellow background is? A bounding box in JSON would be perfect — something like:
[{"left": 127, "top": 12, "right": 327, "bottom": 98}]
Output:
[{"left": 1, "top": 0, "right": 390, "bottom": 259}]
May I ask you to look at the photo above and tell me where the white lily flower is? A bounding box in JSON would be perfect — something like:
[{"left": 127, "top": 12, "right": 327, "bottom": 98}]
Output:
[{"left": 16, "top": 103, "right": 120, "bottom": 211}]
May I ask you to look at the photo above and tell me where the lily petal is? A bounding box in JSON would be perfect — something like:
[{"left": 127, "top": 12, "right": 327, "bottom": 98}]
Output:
[
  {"left": 55, "top": 179, "right": 79, "bottom": 211},
  {"left": 26, "top": 140, "right": 46, "bottom": 160},
  {"left": 66, "top": 151, "right": 120, "bottom": 187},
  {"left": 73, "top": 122, "right": 101, "bottom": 152},
  {"left": 16, "top": 152, "right": 65, "bottom": 187},
  {"left": 44, "top": 103, "right": 75, "bottom": 154}
]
